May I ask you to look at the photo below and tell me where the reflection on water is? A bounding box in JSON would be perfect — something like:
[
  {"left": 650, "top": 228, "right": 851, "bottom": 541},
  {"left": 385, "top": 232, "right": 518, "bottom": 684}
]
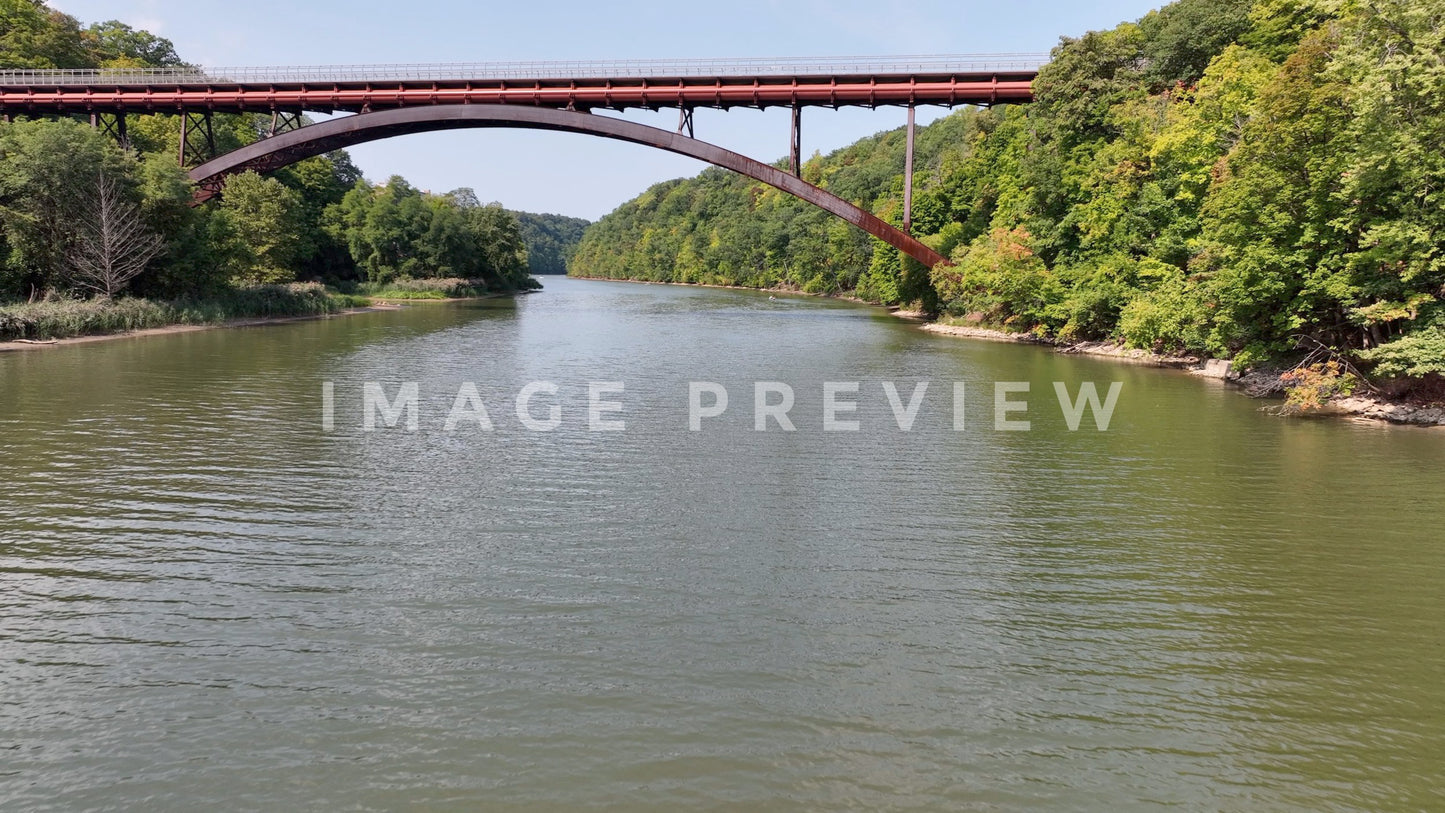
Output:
[{"left": 1, "top": 278, "right": 1443, "bottom": 810}]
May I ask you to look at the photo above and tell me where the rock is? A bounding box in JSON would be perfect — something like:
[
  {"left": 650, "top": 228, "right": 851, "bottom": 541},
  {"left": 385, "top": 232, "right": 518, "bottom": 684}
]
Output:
[
  {"left": 1408, "top": 408, "right": 1445, "bottom": 426},
  {"left": 1198, "top": 359, "right": 1233, "bottom": 380},
  {"left": 1334, "top": 396, "right": 1373, "bottom": 411},
  {"left": 1238, "top": 369, "right": 1286, "bottom": 398}
]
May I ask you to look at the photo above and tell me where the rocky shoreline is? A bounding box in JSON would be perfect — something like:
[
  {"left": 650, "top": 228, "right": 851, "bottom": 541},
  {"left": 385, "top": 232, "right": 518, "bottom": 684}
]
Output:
[
  {"left": 918, "top": 320, "right": 1445, "bottom": 428},
  {"left": 568, "top": 279, "right": 1444, "bottom": 428}
]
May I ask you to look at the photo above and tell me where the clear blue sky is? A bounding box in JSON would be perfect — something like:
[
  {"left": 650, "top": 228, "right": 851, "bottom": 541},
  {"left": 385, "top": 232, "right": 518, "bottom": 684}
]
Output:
[{"left": 53, "top": 0, "right": 1163, "bottom": 220}]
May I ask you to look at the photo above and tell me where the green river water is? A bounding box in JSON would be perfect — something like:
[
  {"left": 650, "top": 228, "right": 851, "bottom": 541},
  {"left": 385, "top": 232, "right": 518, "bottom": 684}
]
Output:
[{"left": 2, "top": 276, "right": 1443, "bottom": 810}]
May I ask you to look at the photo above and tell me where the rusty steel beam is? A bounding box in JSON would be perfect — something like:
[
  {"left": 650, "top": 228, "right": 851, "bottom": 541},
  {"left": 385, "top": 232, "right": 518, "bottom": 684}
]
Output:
[
  {"left": 0, "top": 76, "right": 1036, "bottom": 116},
  {"left": 188, "top": 106, "right": 951, "bottom": 268}
]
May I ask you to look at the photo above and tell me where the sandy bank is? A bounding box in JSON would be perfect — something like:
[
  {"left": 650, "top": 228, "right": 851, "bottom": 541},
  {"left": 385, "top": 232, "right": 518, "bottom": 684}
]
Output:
[{"left": 0, "top": 304, "right": 403, "bottom": 354}]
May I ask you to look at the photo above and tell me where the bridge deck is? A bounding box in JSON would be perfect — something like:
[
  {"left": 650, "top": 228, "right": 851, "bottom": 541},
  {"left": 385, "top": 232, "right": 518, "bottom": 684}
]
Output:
[{"left": 0, "top": 56, "right": 1042, "bottom": 115}]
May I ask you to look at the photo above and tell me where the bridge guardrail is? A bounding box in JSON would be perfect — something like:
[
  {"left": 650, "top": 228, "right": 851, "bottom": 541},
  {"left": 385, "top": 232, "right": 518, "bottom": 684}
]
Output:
[{"left": 0, "top": 54, "right": 1048, "bottom": 86}]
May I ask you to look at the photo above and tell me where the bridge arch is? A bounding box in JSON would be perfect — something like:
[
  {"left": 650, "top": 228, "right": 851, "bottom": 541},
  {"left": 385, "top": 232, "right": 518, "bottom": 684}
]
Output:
[{"left": 188, "top": 106, "right": 948, "bottom": 268}]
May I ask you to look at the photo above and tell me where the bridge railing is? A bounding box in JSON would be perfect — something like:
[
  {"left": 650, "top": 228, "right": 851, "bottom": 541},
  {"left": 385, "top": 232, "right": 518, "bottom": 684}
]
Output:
[{"left": 0, "top": 54, "right": 1048, "bottom": 86}]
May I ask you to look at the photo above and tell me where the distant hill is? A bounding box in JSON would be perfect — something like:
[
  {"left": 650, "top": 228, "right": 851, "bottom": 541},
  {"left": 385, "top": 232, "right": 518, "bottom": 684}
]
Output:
[{"left": 509, "top": 211, "right": 591, "bottom": 275}]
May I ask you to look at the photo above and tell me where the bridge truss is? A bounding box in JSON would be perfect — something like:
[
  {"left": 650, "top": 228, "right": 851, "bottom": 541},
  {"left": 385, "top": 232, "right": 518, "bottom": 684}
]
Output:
[{"left": 0, "top": 56, "right": 1045, "bottom": 268}]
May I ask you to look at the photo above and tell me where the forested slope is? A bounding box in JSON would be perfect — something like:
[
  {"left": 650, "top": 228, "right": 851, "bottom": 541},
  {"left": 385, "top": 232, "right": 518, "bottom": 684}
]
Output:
[
  {"left": 511, "top": 211, "right": 591, "bottom": 274},
  {"left": 573, "top": 0, "right": 1444, "bottom": 382}
]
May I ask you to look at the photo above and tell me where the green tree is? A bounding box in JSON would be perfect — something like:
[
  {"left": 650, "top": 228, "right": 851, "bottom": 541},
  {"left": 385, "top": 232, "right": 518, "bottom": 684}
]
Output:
[
  {"left": 273, "top": 150, "right": 363, "bottom": 279},
  {"left": 1195, "top": 31, "right": 1353, "bottom": 358},
  {"left": 0, "top": 118, "right": 131, "bottom": 297},
  {"left": 85, "top": 20, "right": 182, "bottom": 66},
  {"left": 511, "top": 210, "right": 591, "bottom": 274},
  {"left": 0, "top": 0, "right": 90, "bottom": 68},
  {"left": 132, "top": 151, "right": 228, "bottom": 297},
  {"left": 324, "top": 176, "right": 432, "bottom": 283},
  {"left": 1324, "top": 0, "right": 1445, "bottom": 350},
  {"left": 216, "top": 171, "right": 304, "bottom": 284}
]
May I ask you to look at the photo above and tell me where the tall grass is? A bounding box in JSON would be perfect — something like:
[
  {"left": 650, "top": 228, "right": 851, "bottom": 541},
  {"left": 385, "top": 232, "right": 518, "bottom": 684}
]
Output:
[
  {"left": 357, "top": 278, "right": 492, "bottom": 300},
  {"left": 0, "top": 283, "right": 365, "bottom": 341}
]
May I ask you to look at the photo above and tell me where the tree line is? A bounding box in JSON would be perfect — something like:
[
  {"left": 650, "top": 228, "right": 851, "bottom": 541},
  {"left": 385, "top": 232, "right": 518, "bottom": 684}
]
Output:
[
  {"left": 511, "top": 211, "right": 590, "bottom": 274},
  {"left": 0, "top": 0, "right": 547, "bottom": 307},
  {"left": 572, "top": 0, "right": 1444, "bottom": 383}
]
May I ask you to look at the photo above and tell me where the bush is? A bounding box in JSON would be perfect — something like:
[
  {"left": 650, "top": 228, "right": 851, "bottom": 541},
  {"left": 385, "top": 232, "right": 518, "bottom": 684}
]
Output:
[
  {"left": 801, "top": 273, "right": 831, "bottom": 295},
  {"left": 357, "top": 277, "right": 492, "bottom": 299},
  {"left": 186, "top": 282, "right": 341, "bottom": 318},
  {"left": 1358, "top": 327, "right": 1445, "bottom": 379},
  {"left": 0, "top": 296, "right": 171, "bottom": 340},
  {"left": 1118, "top": 269, "right": 1210, "bottom": 352},
  {"left": 933, "top": 228, "right": 1062, "bottom": 329},
  {"left": 0, "top": 283, "right": 349, "bottom": 340},
  {"left": 1281, "top": 360, "right": 1359, "bottom": 410}
]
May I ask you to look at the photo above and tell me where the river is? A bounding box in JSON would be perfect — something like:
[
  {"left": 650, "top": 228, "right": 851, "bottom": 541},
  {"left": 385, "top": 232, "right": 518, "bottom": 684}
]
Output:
[{"left": 2, "top": 276, "right": 1442, "bottom": 810}]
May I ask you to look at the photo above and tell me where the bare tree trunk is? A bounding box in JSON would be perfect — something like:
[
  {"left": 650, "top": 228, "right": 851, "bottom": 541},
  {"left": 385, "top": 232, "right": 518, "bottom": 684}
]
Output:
[{"left": 66, "top": 170, "right": 164, "bottom": 298}]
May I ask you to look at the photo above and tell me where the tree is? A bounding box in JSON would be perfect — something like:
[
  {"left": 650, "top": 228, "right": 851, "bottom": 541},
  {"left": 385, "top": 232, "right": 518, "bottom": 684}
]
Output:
[
  {"left": 1324, "top": 0, "right": 1445, "bottom": 350},
  {"left": 510, "top": 210, "right": 591, "bottom": 274},
  {"left": 0, "top": 0, "right": 91, "bottom": 68},
  {"left": 216, "top": 171, "right": 304, "bottom": 284},
  {"left": 84, "top": 20, "right": 182, "bottom": 67},
  {"left": 1139, "top": 0, "right": 1254, "bottom": 86},
  {"left": 0, "top": 118, "right": 129, "bottom": 297},
  {"left": 323, "top": 176, "right": 432, "bottom": 283},
  {"left": 273, "top": 150, "right": 363, "bottom": 279},
  {"left": 321, "top": 178, "right": 535, "bottom": 290},
  {"left": 1195, "top": 31, "right": 1353, "bottom": 358},
  {"left": 934, "top": 227, "right": 1062, "bottom": 328},
  {"left": 66, "top": 170, "right": 164, "bottom": 297},
  {"left": 130, "top": 151, "right": 229, "bottom": 298},
  {"left": 465, "top": 203, "right": 531, "bottom": 288}
]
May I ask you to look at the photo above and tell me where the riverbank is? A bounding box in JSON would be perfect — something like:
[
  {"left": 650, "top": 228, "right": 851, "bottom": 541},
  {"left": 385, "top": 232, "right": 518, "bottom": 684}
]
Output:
[
  {"left": 0, "top": 292, "right": 541, "bottom": 353},
  {"left": 568, "top": 274, "right": 1444, "bottom": 428},
  {"left": 920, "top": 320, "right": 1445, "bottom": 427},
  {"left": 566, "top": 274, "right": 876, "bottom": 304},
  {"left": 0, "top": 283, "right": 367, "bottom": 344},
  {"left": 569, "top": 275, "right": 1204, "bottom": 367},
  {"left": 0, "top": 303, "right": 407, "bottom": 353},
  {"left": 1, "top": 278, "right": 541, "bottom": 352},
  {"left": 357, "top": 277, "right": 540, "bottom": 301}
]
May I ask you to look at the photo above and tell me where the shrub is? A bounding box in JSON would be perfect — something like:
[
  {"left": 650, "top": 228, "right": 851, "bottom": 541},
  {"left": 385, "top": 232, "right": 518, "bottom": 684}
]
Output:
[
  {"left": 1118, "top": 268, "right": 1210, "bottom": 352},
  {"left": 933, "top": 228, "right": 1062, "bottom": 329},
  {"left": 1358, "top": 327, "right": 1445, "bottom": 379},
  {"left": 0, "top": 283, "right": 348, "bottom": 341},
  {"left": 1280, "top": 360, "right": 1359, "bottom": 410},
  {"left": 357, "top": 277, "right": 492, "bottom": 299},
  {"left": 0, "top": 296, "right": 170, "bottom": 340}
]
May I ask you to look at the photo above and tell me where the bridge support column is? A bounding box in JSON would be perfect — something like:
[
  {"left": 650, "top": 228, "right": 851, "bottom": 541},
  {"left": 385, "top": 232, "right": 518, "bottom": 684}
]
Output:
[
  {"left": 677, "top": 106, "right": 694, "bottom": 138},
  {"left": 179, "top": 111, "right": 216, "bottom": 168},
  {"left": 789, "top": 105, "right": 802, "bottom": 178},
  {"left": 903, "top": 105, "right": 915, "bottom": 234},
  {"left": 92, "top": 112, "right": 130, "bottom": 151}
]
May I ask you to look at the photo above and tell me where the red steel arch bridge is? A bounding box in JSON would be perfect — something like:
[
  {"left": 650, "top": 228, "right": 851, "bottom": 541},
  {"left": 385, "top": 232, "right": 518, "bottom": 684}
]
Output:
[{"left": 0, "top": 55, "right": 1044, "bottom": 268}]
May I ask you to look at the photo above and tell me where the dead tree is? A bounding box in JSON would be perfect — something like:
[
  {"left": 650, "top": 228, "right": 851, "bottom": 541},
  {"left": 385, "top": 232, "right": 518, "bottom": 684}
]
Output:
[{"left": 66, "top": 170, "right": 165, "bottom": 298}]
